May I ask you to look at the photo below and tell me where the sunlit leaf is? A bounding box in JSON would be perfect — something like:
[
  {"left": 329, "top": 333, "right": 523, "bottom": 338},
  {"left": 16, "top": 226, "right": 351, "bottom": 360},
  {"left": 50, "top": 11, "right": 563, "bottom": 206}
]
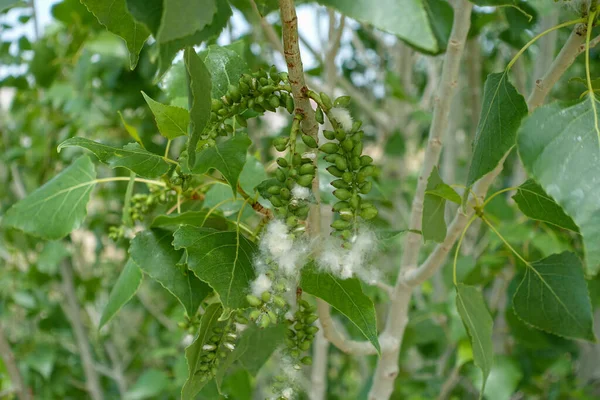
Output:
[
  {"left": 142, "top": 91, "right": 189, "bottom": 139},
  {"left": 422, "top": 167, "right": 447, "bottom": 243},
  {"left": 200, "top": 45, "right": 249, "bottom": 99},
  {"left": 157, "top": 0, "right": 216, "bottom": 43},
  {"left": 99, "top": 258, "right": 143, "bottom": 329}
]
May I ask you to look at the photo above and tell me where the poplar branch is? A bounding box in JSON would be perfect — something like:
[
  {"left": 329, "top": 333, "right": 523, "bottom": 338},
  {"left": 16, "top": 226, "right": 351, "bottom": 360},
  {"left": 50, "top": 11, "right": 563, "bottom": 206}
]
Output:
[{"left": 0, "top": 324, "right": 31, "bottom": 400}]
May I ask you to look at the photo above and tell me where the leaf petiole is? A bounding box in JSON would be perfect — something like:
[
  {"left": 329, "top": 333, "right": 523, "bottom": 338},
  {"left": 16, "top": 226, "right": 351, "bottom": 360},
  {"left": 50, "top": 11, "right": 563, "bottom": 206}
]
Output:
[
  {"left": 481, "top": 216, "right": 531, "bottom": 267},
  {"left": 453, "top": 214, "right": 478, "bottom": 286}
]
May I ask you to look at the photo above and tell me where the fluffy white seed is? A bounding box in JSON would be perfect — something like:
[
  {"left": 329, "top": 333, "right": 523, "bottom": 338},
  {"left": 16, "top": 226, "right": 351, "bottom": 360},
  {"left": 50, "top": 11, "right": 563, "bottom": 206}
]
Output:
[
  {"left": 330, "top": 107, "right": 353, "bottom": 132},
  {"left": 251, "top": 273, "right": 273, "bottom": 297},
  {"left": 291, "top": 185, "right": 310, "bottom": 200}
]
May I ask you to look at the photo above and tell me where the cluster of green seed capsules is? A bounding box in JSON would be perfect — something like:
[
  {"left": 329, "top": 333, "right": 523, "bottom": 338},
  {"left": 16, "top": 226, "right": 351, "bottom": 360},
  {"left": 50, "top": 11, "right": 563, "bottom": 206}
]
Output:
[
  {"left": 207, "top": 66, "right": 294, "bottom": 142},
  {"left": 128, "top": 185, "right": 175, "bottom": 222},
  {"left": 193, "top": 313, "right": 245, "bottom": 383},
  {"left": 246, "top": 273, "right": 289, "bottom": 329},
  {"left": 310, "top": 92, "right": 378, "bottom": 244},
  {"left": 283, "top": 299, "right": 318, "bottom": 369}
]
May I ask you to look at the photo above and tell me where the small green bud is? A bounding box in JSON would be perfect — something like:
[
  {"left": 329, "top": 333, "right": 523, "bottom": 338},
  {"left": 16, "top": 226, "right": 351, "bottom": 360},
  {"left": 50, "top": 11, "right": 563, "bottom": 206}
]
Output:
[
  {"left": 289, "top": 168, "right": 298, "bottom": 178},
  {"left": 268, "top": 185, "right": 282, "bottom": 195},
  {"left": 323, "top": 130, "right": 335, "bottom": 140},
  {"left": 211, "top": 98, "right": 223, "bottom": 111},
  {"left": 296, "top": 206, "right": 310, "bottom": 218},
  {"left": 289, "top": 349, "right": 300, "bottom": 359},
  {"left": 334, "top": 129, "right": 346, "bottom": 141},
  {"left": 305, "top": 326, "right": 319, "bottom": 334},
  {"left": 342, "top": 171, "right": 353, "bottom": 183},
  {"left": 301, "top": 134, "right": 318, "bottom": 149},
  {"left": 273, "top": 137, "right": 289, "bottom": 152},
  {"left": 351, "top": 120, "right": 362, "bottom": 133},
  {"left": 236, "top": 315, "right": 249, "bottom": 324},
  {"left": 315, "top": 107, "right": 324, "bottom": 124},
  {"left": 334, "top": 95, "right": 351, "bottom": 107},
  {"left": 360, "top": 155, "right": 373, "bottom": 166},
  {"left": 331, "top": 179, "right": 350, "bottom": 189},
  {"left": 279, "top": 72, "right": 289, "bottom": 82},
  {"left": 339, "top": 208, "right": 353, "bottom": 221},
  {"left": 277, "top": 157, "right": 288, "bottom": 168},
  {"left": 333, "top": 189, "right": 352, "bottom": 200},
  {"left": 299, "top": 340, "right": 311, "bottom": 351},
  {"left": 320, "top": 92, "right": 333, "bottom": 109},
  {"left": 324, "top": 154, "right": 338, "bottom": 163},
  {"left": 235, "top": 114, "right": 248, "bottom": 127},
  {"left": 246, "top": 295, "right": 262, "bottom": 307},
  {"left": 286, "top": 216, "right": 298, "bottom": 227},
  {"left": 239, "top": 81, "right": 250, "bottom": 95},
  {"left": 261, "top": 291, "right": 272, "bottom": 302},
  {"left": 327, "top": 166, "right": 344, "bottom": 177},
  {"left": 352, "top": 140, "right": 364, "bottom": 157},
  {"left": 304, "top": 314, "right": 318, "bottom": 324},
  {"left": 260, "top": 316, "right": 271, "bottom": 329},
  {"left": 360, "top": 165, "right": 375, "bottom": 177},
  {"left": 270, "top": 196, "right": 283, "bottom": 207},
  {"left": 360, "top": 207, "right": 378, "bottom": 220},
  {"left": 300, "top": 356, "right": 313, "bottom": 365},
  {"left": 349, "top": 194, "right": 360, "bottom": 210},
  {"left": 274, "top": 296, "right": 287, "bottom": 308},
  {"left": 292, "top": 153, "right": 302, "bottom": 166},
  {"left": 286, "top": 96, "right": 294, "bottom": 114},
  {"left": 275, "top": 168, "right": 286, "bottom": 182},
  {"left": 335, "top": 155, "right": 348, "bottom": 171},
  {"left": 299, "top": 300, "right": 311, "bottom": 310},
  {"left": 280, "top": 187, "right": 291, "bottom": 200},
  {"left": 341, "top": 138, "right": 354, "bottom": 152},
  {"left": 228, "top": 85, "right": 241, "bottom": 102},
  {"left": 320, "top": 143, "right": 339, "bottom": 154},
  {"left": 296, "top": 174, "right": 313, "bottom": 187},
  {"left": 299, "top": 164, "right": 315, "bottom": 175},
  {"left": 269, "top": 95, "right": 280, "bottom": 109},
  {"left": 267, "top": 310, "right": 278, "bottom": 324},
  {"left": 331, "top": 219, "right": 351, "bottom": 230},
  {"left": 332, "top": 201, "right": 349, "bottom": 212},
  {"left": 360, "top": 181, "right": 372, "bottom": 194}
]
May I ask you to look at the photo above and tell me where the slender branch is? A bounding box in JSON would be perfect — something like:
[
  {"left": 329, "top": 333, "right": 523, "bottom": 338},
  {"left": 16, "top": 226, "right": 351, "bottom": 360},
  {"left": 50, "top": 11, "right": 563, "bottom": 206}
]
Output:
[
  {"left": 60, "top": 259, "right": 104, "bottom": 400},
  {"left": 0, "top": 324, "right": 31, "bottom": 400},
  {"left": 309, "top": 321, "right": 329, "bottom": 400}
]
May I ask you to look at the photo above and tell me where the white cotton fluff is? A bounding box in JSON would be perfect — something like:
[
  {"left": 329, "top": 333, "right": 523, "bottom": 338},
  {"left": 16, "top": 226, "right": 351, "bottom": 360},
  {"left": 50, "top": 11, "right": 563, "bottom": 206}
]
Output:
[
  {"left": 563, "top": 0, "right": 589, "bottom": 12},
  {"left": 317, "top": 230, "right": 378, "bottom": 282},
  {"left": 291, "top": 185, "right": 310, "bottom": 200},
  {"left": 330, "top": 107, "right": 353, "bottom": 132},
  {"left": 259, "top": 220, "right": 309, "bottom": 277},
  {"left": 251, "top": 273, "right": 272, "bottom": 297},
  {"left": 281, "top": 388, "right": 294, "bottom": 399}
]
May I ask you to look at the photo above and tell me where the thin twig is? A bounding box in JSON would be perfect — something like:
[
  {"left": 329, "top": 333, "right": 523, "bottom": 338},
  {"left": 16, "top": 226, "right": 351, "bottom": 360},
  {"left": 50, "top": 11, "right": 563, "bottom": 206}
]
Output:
[
  {"left": 0, "top": 324, "right": 31, "bottom": 400},
  {"left": 309, "top": 321, "right": 329, "bottom": 400}
]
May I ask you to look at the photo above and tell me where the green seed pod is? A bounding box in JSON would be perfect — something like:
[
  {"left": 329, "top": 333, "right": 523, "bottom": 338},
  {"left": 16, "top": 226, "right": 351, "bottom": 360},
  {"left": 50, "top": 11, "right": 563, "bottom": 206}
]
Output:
[
  {"left": 289, "top": 349, "right": 300, "bottom": 359},
  {"left": 211, "top": 98, "right": 223, "bottom": 111},
  {"left": 350, "top": 156, "right": 361, "bottom": 170},
  {"left": 299, "top": 164, "right": 315, "bottom": 175},
  {"left": 316, "top": 106, "right": 325, "bottom": 124},
  {"left": 269, "top": 95, "right": 280, "bottom": 109},
  {"left": 304, "top": 314, "right": 318, "bottom": 324},
  {"left": 326, "top": 166, "right": 344, "bottom": 177},
  {"left": 320, "top": 143, "right": 339, "bottom": 154},
  {"left": 299, "top": 300, "right": 311, "bottom": 310},
  {"left": 352, "top": 140, "right": 364, "bottom": 157},
  {"left": 335, "top": 155, "right": 348, "bottom": 171},
  {"left": 249, "top": 310, "right": 262, "bottom": 321},
  {"left": 292, "top": 153, "right": 302, "bottom": 166},
  {"left": 340, "top": 229, "right": 352, "bottom": 240},
  {"left": 323, "top": 130, "right": 335, "bottom": 140},
  {"left": 296, "top": 206, "right": 310, "bottom": 218},
  {"left": 286, "top": 329, "right": 296, "bottom": 338},
  {"left": 301, "top": 134, "right": 318, "bottom": 149},
  {"left": 280, "top": 187, "right": 291, "bottom": 200},
  {"left": 228, "top": 85, "right": 241, "bottom": 102},
  {"left": 286, "top": 216, "right": 298, "bottom": 227},
  {"left": 253, "top": 103, "right": 265, "bottom": 113},
  {"left": 285, "top": 338, "right": 295, "bottom": 347},
  {"left": 246, "top": 295, "right": 262, "bottom": 307},
  {"left": 239, "top": 81, "right": 250, "bottom": 95},
  {"left": 268, "top": 185, "right": 282, "bottom": 195},
  {"left": 274, "top": 207, "right": 287, "bottom": 218},
  {"left": 331, "top": 179, "right": 350, "bottom": 189},
  {"left": 260, "top": 316, "right": 271, "bottom": 329},
  {"left": 289, "top": 168, "right": 298, "bottom": 178},
  {"left": 333, "top": 189, "right": 352, "bottom": 200},
  {"left": 296, "top": 174, "right": 313, "bottom": 187},
  {"left": 360, "top": 155, "right": 373, "bottom": 166},
  {"left": 274, "top": 296, "right": 287, "bottom": 308},
  {"left": 331, "top": 219, "right": 351, "bottom": 230},
  {"left": 351, "top": 120, "right": 362, "bottom": 133},
  {"left": 259, "top": 77, "right": 269, "bottom": 86},
  {"left": 273, "top": 137, "right": 289, "bottom": 152},
  {"left": 305, "top": 326, "right": 319, "bottom": 334},
  {"left": 267, "top": 311, "right": 278, "bottom": 324},
  {"left": 275, "top": 168, "right": 286, "bottom": 182},
  {"left": 235, "top": 114, "right": 248, "bottom": 127},
  {"left": 300, "top": 356, "right": 313, "bottom": 365},
  {"left": 299, "top": 340, "right": 311, "bottom": 351},
  {"left": 279, "top": 72, "right": 289, "bottom": 82},
  {"left": 334, "top": 129, "right": 346, "bottom": 141},
  {"left": 360, "top": 207, "right": 378, "bottom": 220},
  {"left": 356, "top": 171, "right": 367, "bottom": 183},
  {"left": 236, "top": 315, "right": 249, "bottom": 324},
  {"left": 286, "top": 96, "right": 294, "bottom": 114},
  {"left": 361, "top": 165, "right": 375, "bottom": 177},
  {"left": 349, "top": 194, "right": 360, "bottom": 210},
  {"left": 332, "top": 201, "right": 349, "bottom": 212},
  {"left": 286, "top": 178, "right": 295, "bottom": 190},
  {"left": 360, "top": 181, "right": 372, "bottom": 194},
  {"left": 296, "top": 330, "right": 306, "bottom": 340},
  {"left": 339, "top": 208, "right": 353, "bottom": 221},
  {"left": 320, "top": 92, "right": 333, "bottom": 109},
  {"left": 210, "top": 334, "right": 220, "bottom": 343},
  {"left": 217, "top": 108, "right": 228, "bottom": 116},
  {"left": 334, "top": 95, "right": 351, "bottom": 107},
  {"left": 277, "top": 157, "right": 288, "bottom": 168},
  {"left": 270, "top": 196, "right": 283, "bottom": 207},
  {"left": 260, "top": 85, "right": 275, "bottom": 94},
  {"left": 261, "top": 291, "right": 272, "bottom": 302},
  {"left": 341, "top": 138, "right": 354, "bottom": 152},
  {"left": 324, "top": 154, "right": 338, "bottom": 163},
  {"left": 342, "top": 171, "right": 353, "bottom": 183}
]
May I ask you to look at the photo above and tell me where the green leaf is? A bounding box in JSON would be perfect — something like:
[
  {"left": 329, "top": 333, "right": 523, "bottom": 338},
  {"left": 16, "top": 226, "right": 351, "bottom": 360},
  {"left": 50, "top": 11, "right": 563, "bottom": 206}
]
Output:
[
  {"left": 456, "top": 283, "right": 494, "bottom": 394},
  {"left": 512, "top": 179, "right": 579, "bottom": 233},
  {"left": 513, "top": 252, "right": 595, "bottom": 341},
  {"left": 182, "top": 303, "right": 225, "bottom": 400},
  {"left": 316, "top": 0, "right": 438, "bottom": 53},
  {"left": 467, "top": 72, "right": 528, "bottom": 186},
  {"left": 173, "top": 226, "right": 257, "bottom": 311},
  {"left": 126, "top": 0, "right": 162, "bottom": 34},
  {"left": 184, "top": 47, "right": 213, "bottom": 169},
  {"left": 425, "top": 178, "right": 462, "bottom": 204},
  {"left": 468, "top": 0, "right": 517, "bottom": 5},
  {"left": 157, "top": 0, "right": 216, "bottom": 43},
  {"left": 125, "top": 369, "right": 169, "bottom": 400},
  {"left": 191, "top": 134, "right": 252, "bottom": 195},
  {"left": 129, "top": 229, "right": 211, "bottom": 317},
  {"left": 141, "top": 91, "right": 189, "bottom": 139},
  {"left": 118, "top": 111, "right": 143, "bottom": 145},
  {"left": 0, "top": 0, "right": 21, "bottom": 12},
  {"left": 422, "top": 167, "right": 447, "bottom": 243},
  {"left": 157, "top": 0, "right": 232, "bottom": 77},
  {"left": 200, "top": 45, "right": 249, "bottom": 99},
  {"left": 80, "top": 0, "right": 150, "bottom": 69},
  {"left": 518, "top": 100, "right": 600, "bottom": 274},
  {"left": 3, "top": 156, "right": 96, "bottom": 240},
  {"left": 300, "top": 265, "right": 380, "bottom": 353},
  {"left": 151, "top": 211, "right": 229, "bottom": 231},
  {"left": 99, "top": 258, "right": 143, "bottom": 329},
  {"left": 37, "top": 241, "right": 70, "bottom": 275},
  {"left": 422, "top": 0, "right": 453, "bottom": 54},
  {"left": 58, "top": 137, "right": 170, "bottom": 178}
]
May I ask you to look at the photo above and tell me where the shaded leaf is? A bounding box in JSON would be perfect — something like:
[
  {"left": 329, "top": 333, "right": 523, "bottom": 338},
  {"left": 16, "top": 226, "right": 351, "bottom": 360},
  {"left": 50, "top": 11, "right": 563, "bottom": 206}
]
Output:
[
  {"left": 513, "top": 252, "right": 595, "bottom": 341},
  {"left": 173, "top": 226, "right": 257, "bottom": 310},
  {"left": 58, "top": 137, "right": 170, "bottom": 178},
  {"left": 157, "top": 0, "right": 216, "bottom": 43},
  {"left": 151, "top": 211, "right": 229, "bottom": 231},
  {"left": 99, "top": 258, "right": 142, "bottom": 329},
  {"left": 191, "top": 134, "right": 252, "bottom": 195},
  {"left": 456, "top": 283, "right": 494, "bottom": 393},
  {"left": 316, "top": 0, "right": 437, "bottom": 53},
  {"left": 129, "top": 229, "right": 211, "bottom": 316},
  {"left": 182, "top": 303, "right": 225, "bottom": 399},
  {"left": 518, "top": 100, "right": 600, "bottom": 274},
  {"left": 467, "top": 73, "right": 527, "bottom": 186},
  {"left": 512, "top": 179, "right": 579, "bottom": 232},
  {"left": 3, "top": 156, "right": 96, "bottom": 240},
  {"left": 422, "top": 167, "right": 447, "bottom": 243},
  {"left": 118, "top": 111, "right": 143, "bottom": 145},
  {"left": 184, "top": 47, "right": 213, "bottom": 168},
  {"left": 142, "top": 91, "right": 189, "bottom": 139},
  {"left": 422, "top": 0, "right": 453, "bottom": 54},
  {"left": 126, "top": 0, "right": 162, "bottom": 34},
  {"left": 301, "top": 265, "right": 380, "bottom": 353},
  {"left": 125, "top": 369, "right": 169, "bottom": 400},
  {"left": 80, "top": 0, "right": 150, "bottom": 68}
]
